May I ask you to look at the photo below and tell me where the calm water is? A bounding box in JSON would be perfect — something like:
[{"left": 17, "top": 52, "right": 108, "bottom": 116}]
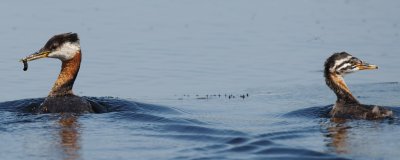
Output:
[{"left": 1, "top": 0, "right": 400, "bottom": 159}]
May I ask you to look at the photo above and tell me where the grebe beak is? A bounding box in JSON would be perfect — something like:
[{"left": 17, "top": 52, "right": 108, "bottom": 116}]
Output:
[
  {"left": 356, "top": 63, "right": 378, "bottom": 70},
  {"left": 20, "top": 51, "right": 50, "bottom": 62}
]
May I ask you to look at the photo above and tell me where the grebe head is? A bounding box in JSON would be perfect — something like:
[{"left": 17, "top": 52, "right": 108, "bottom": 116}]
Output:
[
  {"left": 22, "top": 32, "right": 80, "bottom": 62},
  {"left": 324, "top": 52, "right": 394, "bottom": 119},
  {"left": 324, "top": 52, "right": 378, "bottom": 76}
]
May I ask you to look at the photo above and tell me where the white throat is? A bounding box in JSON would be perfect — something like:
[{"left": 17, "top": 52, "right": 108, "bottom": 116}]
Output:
[{"left": 48, "top": 42, "right": 81, "bottom": 61}]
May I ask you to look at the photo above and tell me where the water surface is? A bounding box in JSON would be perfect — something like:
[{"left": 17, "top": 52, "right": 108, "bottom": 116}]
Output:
[{"left": 0, "top": 0, "right": 400, "bottom": 159}]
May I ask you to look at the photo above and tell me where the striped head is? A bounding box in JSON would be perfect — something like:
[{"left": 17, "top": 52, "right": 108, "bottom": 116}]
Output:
[{"left": 324, "top": 52, "right": 378, "bottom": 76}]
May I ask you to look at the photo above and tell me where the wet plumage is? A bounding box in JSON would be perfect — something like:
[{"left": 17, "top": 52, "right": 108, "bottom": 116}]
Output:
[
  {"left": 21, "top": 33, "right": 105, "bottom": 113},
  {"left": 324, "top": 52, "right": 393, "bottom": 119}
]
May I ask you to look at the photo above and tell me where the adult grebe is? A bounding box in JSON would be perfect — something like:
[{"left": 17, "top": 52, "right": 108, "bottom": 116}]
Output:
[
  {"left": 324, "top": 52, "right": 393, "bottom": 119},
  {"left": 21, "top": 33, "right": 105, "bottom": 113}
]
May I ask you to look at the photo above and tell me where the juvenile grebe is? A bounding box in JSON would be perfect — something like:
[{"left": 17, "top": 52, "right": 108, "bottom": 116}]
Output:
[
  {"left": 21, "top": 33, "right": 105, "bottom": 113},
  {"left": 324, "top": 52, "right": 393, "bottom": 119}
]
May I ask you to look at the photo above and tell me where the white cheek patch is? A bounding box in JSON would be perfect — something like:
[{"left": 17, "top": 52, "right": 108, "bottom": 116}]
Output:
[
  {"left": 336, "top": 63, "right": 351, "bottom": 71},
  {"left": 48, "top": 42, "right": 80, "bottom": 61},
  {"left": 330, "top": 56, "right": 352, "bottom": 73}
]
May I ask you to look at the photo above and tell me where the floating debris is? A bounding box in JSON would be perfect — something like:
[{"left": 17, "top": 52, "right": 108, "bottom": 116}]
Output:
[{"left": 177, "top": 93, "right": 250, "bottom": 100}]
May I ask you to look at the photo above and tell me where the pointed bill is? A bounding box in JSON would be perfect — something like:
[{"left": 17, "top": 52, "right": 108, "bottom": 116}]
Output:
[
  {"left": 356, "top": 63, "right": 378, "bottom": 70},
  {"left": 20, "top": 51, "right": 50, "bottom": 62}
]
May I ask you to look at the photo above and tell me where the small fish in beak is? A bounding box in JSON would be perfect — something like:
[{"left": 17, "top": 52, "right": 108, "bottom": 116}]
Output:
[
  {"left": 22, "top": 59, "right": 28, "bottom": 71},
  {"left": 19, "top": 51, "right": 50, "bottom": 71}
]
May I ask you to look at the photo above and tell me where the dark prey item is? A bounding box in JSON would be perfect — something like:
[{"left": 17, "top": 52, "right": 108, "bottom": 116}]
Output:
[{"left": 22, "top": 60, "right": 28, "bottom": 71}]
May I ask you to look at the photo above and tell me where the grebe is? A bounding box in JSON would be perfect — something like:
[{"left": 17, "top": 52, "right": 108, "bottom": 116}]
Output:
[
  {"left": 21, "top": 33, "right": 105, "bottom": 113},
  {"left": 324, "top": 52, "right": 393, "bottom": 119}
]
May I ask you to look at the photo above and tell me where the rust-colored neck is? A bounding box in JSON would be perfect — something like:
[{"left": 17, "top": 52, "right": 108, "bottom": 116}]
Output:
[
  {"left": 326, "top": 73, "right": 359, "bottom": 105},
  {"left": 49, "top": 51, "right": 81, "bottom": 97}
]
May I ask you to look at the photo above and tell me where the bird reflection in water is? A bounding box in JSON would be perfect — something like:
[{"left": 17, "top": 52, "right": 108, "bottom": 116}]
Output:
[
  {"left": 325, "top": 118, "right": 350, "bottom": 154},
  {"left": 57, "top": 114, "right": 81, "bottom": 160}
]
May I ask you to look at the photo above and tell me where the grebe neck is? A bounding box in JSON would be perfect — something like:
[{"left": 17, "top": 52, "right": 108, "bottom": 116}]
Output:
[
  {"left": 325, "top": 72, "right": 359, "bottom": 105},
  {"left": 49, "top": 51, "right": 81, "bottom": 97}
]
